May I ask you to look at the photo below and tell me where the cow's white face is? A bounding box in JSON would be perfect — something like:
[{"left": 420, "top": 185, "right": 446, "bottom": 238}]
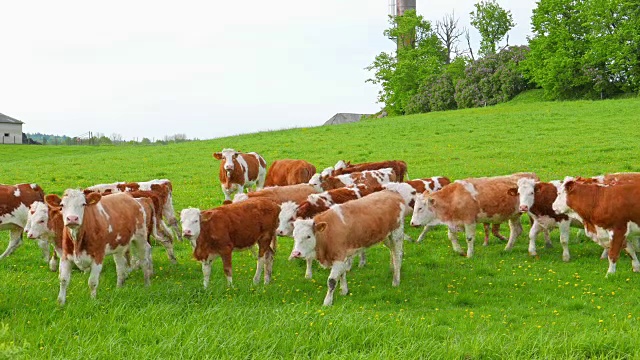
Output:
[
  {"left": 220, "top": 149, "right": 239, "bottom": 172},
  {"left": 308, "top": 174, "right": 323, "bottom": 192},
  {"left": 552, "top": 177, "right": 574, "bottom": 214},
  {"left": 180, "top": 208, "right": 201, "bottom": 247},
  {"left": 290, "top": 219, "right": 318, "bottom": 260},
  {"left": 516, "top": 178, "right": 536, "bottom": 213},
  {"left": 277, "top": 201, "right": 298, "bottom": 237},
  {"left": 334, "top": 160, "right": 348, "bottom": 170},
  {"left": 410, "top": 193, "right": 438, "bottom": 227},
  {"left": 60, "top": 189, "right": 98, "bottom": 228},
  {"left": 25, "top": 202, "right": 49, "bottom": 239},
  {"left": 320, "top": 167, "right": 334, "bottom": 179}
]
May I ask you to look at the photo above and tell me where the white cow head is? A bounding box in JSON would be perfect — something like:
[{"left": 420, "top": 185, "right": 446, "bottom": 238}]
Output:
[
  {"left": 25, "top": 201, "right": 50, "bottom": 239},
  {"left": 277, "top": 201, "right": 299, "bottom": 237},
  {"left": 410, "top": 193, "right": 439, "bottom": 227},
  {"left": 552, "top": 176, "right": 576, "bottom": 215},
  {"left": 213, "top": 148, "right": 239, "bottom": 177},
  {"left": 45, "top": 189, "right": 101, "bottom": 228},
  {"left": 508, "top": 177, "right": 537, "bottom": 213},
  {"left": 289, "top": 219, "right": 323, "bottom": 260},
  {"left": 308, "top": 174, "right": 323, "bottom": 192},
  {"left": 334, "top": 160, "right": 349, "bottom": 170},
  {"left": 320, "top": 167, "right": 334, "bottom": 179},
  {"left": 180, "top": 208, "right": 202, "bottom": 248},
  {"left": 382, "top": 183, "right": 417, "bottom": 215}
]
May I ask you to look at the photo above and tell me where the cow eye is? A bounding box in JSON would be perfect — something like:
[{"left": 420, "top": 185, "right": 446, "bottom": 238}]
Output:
[{"left": 38, "top": 220, "right": 45, "bottom": 224}]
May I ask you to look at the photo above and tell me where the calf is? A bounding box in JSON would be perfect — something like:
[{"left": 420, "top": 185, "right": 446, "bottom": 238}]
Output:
[
  {"left": 213, "top": 148, "right": 267, "bottom": 201},
  {"left": 45, "top": 190, "right": 154, "bottom": 305},
  {"left": 277, "top": 184, "right": 382, "bottom": 279},
  {"left": 180, "top": 197, "right": 279, "bottom": 288},
  {"left": 308, "top": 168, "right": 396, "bottom": 192},
  {"left": 331, "top": 160, "right": 408, "bottom": 181},
  {"left": 289, "top": 190, "right": 406, "bottom": 306},
  {"left": 0, "top": 183, "right": 50, "bottom": 261},
  {"left": 553, "top": 179, "right": 640, "bottom": 276},
  {"left": 24, "top": 201, "right": 63, "bottom": 272},
  {"left": 233, "top": 184, "right": 318, "bottom": 205},
  {"left": 264, "top": 159, "right": 316, "bottom": 186},
  {"left": 410, "top": 173, "right": 538, "bottom": 257}
]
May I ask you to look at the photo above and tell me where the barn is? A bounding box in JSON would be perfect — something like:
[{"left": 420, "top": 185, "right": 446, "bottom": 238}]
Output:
[{"left": 0, "top": 113, "right": 23, "bottom": 144}]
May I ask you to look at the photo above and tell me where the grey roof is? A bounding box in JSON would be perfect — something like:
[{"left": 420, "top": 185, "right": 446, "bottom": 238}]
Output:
[
  {"left": 323, "top": 113, "right": 368, "bottom": 126},
  {"left": 0, "top": 113, "right": 23, "bottom": 124}
]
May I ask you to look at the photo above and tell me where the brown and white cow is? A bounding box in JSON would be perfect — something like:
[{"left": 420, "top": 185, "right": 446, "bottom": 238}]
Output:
[
  {"left": 264, "top": 159, "right": 316, "bottom": 187},
  {"left": 277, "top": 184, "right": 383, "bottom": 279},
  {"left": 289, "top": 190, "right": 406, "bottom": 306},
  {"left": 0, "top": 183, "right": 50, "bottom": 261},
  {"left": 213, "top": 148, "right": 267, "bottom": 201},
  {"left": 553, "top": 178, "right": 640, "bottom": 276},
  {"left": 308, "top": 168, "right": 396, "bottom": 192},
  {"left": 24, "top": 201, "right": 64, "bottom": 271},
  {"left": 331, "top": 160, "right": 408, "bottom": 181},
  {"left": 232, "top": 183, "right": 318, "bottom": 205},
  {"left": 85, "top": 179, "right": 180, "bottom": 242},
  {"left": 410, "top": 173, "right": 538, "bottom": 257},
  {"left": 45, "top": 190, "right": 154, "bottom": 305},
  {"left": 180, "top": 197, "right": 279, "bottom": 288}
]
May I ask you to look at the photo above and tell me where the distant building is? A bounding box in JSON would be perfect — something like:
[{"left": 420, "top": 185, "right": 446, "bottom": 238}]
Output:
[
  {"left": 323, "top": 113, "right": 369, "bottom": 126},
  {"left": 0, "top": 113, "right": 23, "bottom": 144}
]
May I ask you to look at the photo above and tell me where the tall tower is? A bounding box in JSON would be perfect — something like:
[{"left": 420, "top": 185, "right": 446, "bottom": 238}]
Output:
[{"left": 388, "top": 0, "right": 417, "bottom": 50}]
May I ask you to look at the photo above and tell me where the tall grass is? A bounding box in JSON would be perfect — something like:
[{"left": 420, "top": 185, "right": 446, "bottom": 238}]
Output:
[{"left": 1, "top": 94, "right": 640, "bottom": 358}]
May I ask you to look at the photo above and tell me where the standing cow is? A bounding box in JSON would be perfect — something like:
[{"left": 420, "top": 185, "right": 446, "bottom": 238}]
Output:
[
  {"left": 290, "top": 190, "right": 406, "bottom": 306},
  {"left": 213, "top": 149, "right": 267, "bottom": 201},
  {"left": 264, "top": 159, "right": 316, "bottom": 187}
]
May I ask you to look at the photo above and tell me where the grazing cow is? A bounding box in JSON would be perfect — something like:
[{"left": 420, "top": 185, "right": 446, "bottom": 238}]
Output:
[
  {"left": 0, "top": 183, "right": 49, "bottom": 261},
  {"left": 180, "top": 197, "right": 279, "bottom": 288},
  {"left": 553, "top": 179, "right": 640, "bottom": 276},
  {"left": 410, "top": 173, "right": 538, "bottom": 257},
  {"left": 330, "top": 160, "right": 408, "bottom": 181},
  {"left": 85, "top": 179, "right": 180, "bottom": 242},
  {"left": 232, "top": 184, "right": 318, "bottom": 205},
  {"left": 308, "top": 168, "right": 396, "bottom": 192},
  {"left": 213, "top": 148, "right": 267, "bottom": 201},
  {"left": 264, "top": 159, "right": 316, "bottom": 187},
  {"left": 24, "top": 201, "right": 63, "bottom": 271},
  {"left": 277, "top": 184, "right": 382, "bottom": 279},
  {"left": 45, "top": 190, "right": 154, "bottom": 305},
  {"left": 289, "top": 190, "right": 406, "bottom": 306}
]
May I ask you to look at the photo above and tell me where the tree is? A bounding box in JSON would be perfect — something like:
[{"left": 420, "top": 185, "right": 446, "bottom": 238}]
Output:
[
  {"left": 470, "top": 0, "right": 515, "bottom": 57},
  {"left": 110, "top": 133, "right": 123, "bottom": 143},
  {"left": 141, "top": 137, "right": 151, "bottom": 145},
  {"left": 435, "top": 11, "right": 465, "bottom": 64},
  {"left": 366, "top": 10, "right": 446, "bottom": 115}
]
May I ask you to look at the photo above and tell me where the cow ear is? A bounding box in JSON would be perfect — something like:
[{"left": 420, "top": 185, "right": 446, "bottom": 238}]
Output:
[
  {"left": 507, "top": 188, "right": 518, "bottom": 196},
  {"left": 565, "top": 181, "right": 576, "bottom": 193},
  {"left": 201, "top": 212, "right": 213, "bottom": 222},
  {"left": 314, "top": 222, "right": 328, "bottom": 233},
  {"left": 45, "top": 194, "right": 62, "bottom": 209},
  {"left": 427, "top": 197, "right": 436, "bottom": 206},
  {"left": 85, "top": 192, "right": 102, "bottom": 205},
  {"left": 213, "top": 152, "right": 223, "bottom": 160}
]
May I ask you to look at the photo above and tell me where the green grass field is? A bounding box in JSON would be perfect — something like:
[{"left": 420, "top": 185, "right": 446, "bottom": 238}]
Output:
[{"left": 2, "top": 91, "right": 640, "bottom": 359}]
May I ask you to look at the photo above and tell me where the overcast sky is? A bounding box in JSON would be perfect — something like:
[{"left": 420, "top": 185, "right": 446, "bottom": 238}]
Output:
[{"left": 0, "top": 0, "right": 536, "bottom": 141}]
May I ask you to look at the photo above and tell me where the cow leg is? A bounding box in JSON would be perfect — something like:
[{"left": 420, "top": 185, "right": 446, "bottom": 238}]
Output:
[
  {"left": 57, "top": 257, "right": 72, "bottom": 305},
  {"left": 543, "top": 228, "right": 553, "bottom": 248},
  {"left": 504, "top": 217, "right": 523, "bottom": 251},
  {"left": 0, "top": 228, "right": 23, "bottom": 260},
  {"left": 447, "top": 226, "right": 464, "bottom": 255},
  {"left": 36, "top": 239, "right": 50, "bottom": 261},
  {"left": 387, "top": 227, "right": 405, "bottom": 286},
  {"left": 492, "top": 224, "right": 507, "bottom": 242},
  {"left": 113, "top": 253, "right": 129, "bottom": 287},
  {"left": 558, "top": 220, "right": 571, "bottom": 262},
  {"left": 201, "top": 259, "right": 213, "bottom": 289},
  {"left": 600, "top": 248, "right": 609, "bottom": 260},
  {"left": 155, "top": 221, "right": 177, "bottom": 264},
  {"left": 323, "top": 261, "right": 348, "bottom": 307},
  {"left": 482, "top": 223, "right": 490, "bottom": 246},
  {"left": 305, "top": 258, "right": 313, "bottom": 279},
  {"left": 528, "top": 220, "right": 541, "bottom": 257},
  {"left": 339, "top": 271, "right": 349, "bottom": 296},
  {"left": 607, "top": 229, "right": 626, "bottom": 276},
  {"left": 88, "top": 261, "right": 103, "bottom": 299},
  {"left": 416, "top": 225, "right": 431, "bottom": 243},
  {"left": 253, "top": 249, "right": 265, "bottom": 285},
  {"left": 49, "top": 248, "right": 61, "bottom": 272},
  {"left": 464, "top": 224, "right": 476, "bottom": 258},
  {"left": 221, "top": 185, "right": 233, "bottom": 201},
  {"left": 131, "top": 237, "right": 153, "bottom": 284},
  {"left": 221, "top": 252, "right": 233, "bottom": 286},
  {"left": 624, "top": 241, "right": 640, "bottom": 273},
  {"left": 358, "top": 249, "right": 366, "bottom": 268},
  {"left": 264, "top": 249, "right": 274, "bottom": 284}
]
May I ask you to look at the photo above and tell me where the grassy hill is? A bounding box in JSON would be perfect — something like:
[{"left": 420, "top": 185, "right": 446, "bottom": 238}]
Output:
[{"left": 2, "top": 91, "right": 640, "bottom": 358}]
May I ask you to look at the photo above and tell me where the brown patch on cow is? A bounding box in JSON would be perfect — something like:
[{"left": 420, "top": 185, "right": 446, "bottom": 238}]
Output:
[
  {"left": 320, "top": 170, "right": 397, "bottom": 191},
  {"left": 265, "top": 159, "right": 316, "bottom": 187},
  {"left": 296, "top": 185, "right": 384, "bottom": 219},
  {"left": 0, "top": 184, "right": 44, "bottom": 220},
  {"left": 530, "top": 182, "right": 569, "bottom": 222},
  {"left": 239, "top": 184, "right": 317, "bottom": 204},
  {"left": 332, "top": 160, "right": 408, "bottom": 181}
]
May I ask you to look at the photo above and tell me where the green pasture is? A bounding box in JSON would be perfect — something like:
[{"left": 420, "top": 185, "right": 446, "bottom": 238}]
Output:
[{"left": 2, "top": 91, "right": 640, "bottom": 359}]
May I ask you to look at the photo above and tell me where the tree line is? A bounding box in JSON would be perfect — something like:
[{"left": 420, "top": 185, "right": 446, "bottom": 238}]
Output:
[
  {"left": 367, "top": 0, "right": 640, "bottom": 116},
  {"left": 26, "top": 132, "right": 194, "bottom": 146}
]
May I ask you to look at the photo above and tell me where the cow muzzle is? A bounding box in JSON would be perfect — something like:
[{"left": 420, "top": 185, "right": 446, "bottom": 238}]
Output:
[
  {"left": 183, "top": 229, "right": 193, "bottom": 237},
  {"left": 410, "top": 221, "right": 421, "bottom": 227},
  {"left": 65, "top": 216, "right": 80, "bottom": 227},
  {"left": 27, "top": 232, "right": 36, "bottom": 239},
  {"left": 519, "top": 205, "right": 529, "bottom": 213},
  {"left": 289, "top": 251, "right": 302, "bottom": 260}
]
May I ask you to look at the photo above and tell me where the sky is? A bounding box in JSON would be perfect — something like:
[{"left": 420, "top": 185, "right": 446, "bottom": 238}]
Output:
[{"left": 0, "top": 0, "right": 537, "bottom": 141}]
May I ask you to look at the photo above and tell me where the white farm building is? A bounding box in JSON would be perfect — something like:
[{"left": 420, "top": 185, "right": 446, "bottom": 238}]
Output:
[{"left": 0, "top": 113, "right": 23, "bottom": 144}]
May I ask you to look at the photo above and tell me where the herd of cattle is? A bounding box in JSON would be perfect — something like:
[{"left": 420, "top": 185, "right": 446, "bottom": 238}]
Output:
[{"left": 1, "top": 148, "right": 640, "bottom": 306}]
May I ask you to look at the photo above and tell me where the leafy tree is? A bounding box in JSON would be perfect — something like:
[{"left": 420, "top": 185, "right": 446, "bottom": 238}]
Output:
[
  {"left": 470, "top": 0, "right": 515, "bottom": 57},
  {"left": 141, "top": 137, "right": 151, "bottom": 145},
  {"left": 366, "top": 10, "right": 446, "bottom": 115}
]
